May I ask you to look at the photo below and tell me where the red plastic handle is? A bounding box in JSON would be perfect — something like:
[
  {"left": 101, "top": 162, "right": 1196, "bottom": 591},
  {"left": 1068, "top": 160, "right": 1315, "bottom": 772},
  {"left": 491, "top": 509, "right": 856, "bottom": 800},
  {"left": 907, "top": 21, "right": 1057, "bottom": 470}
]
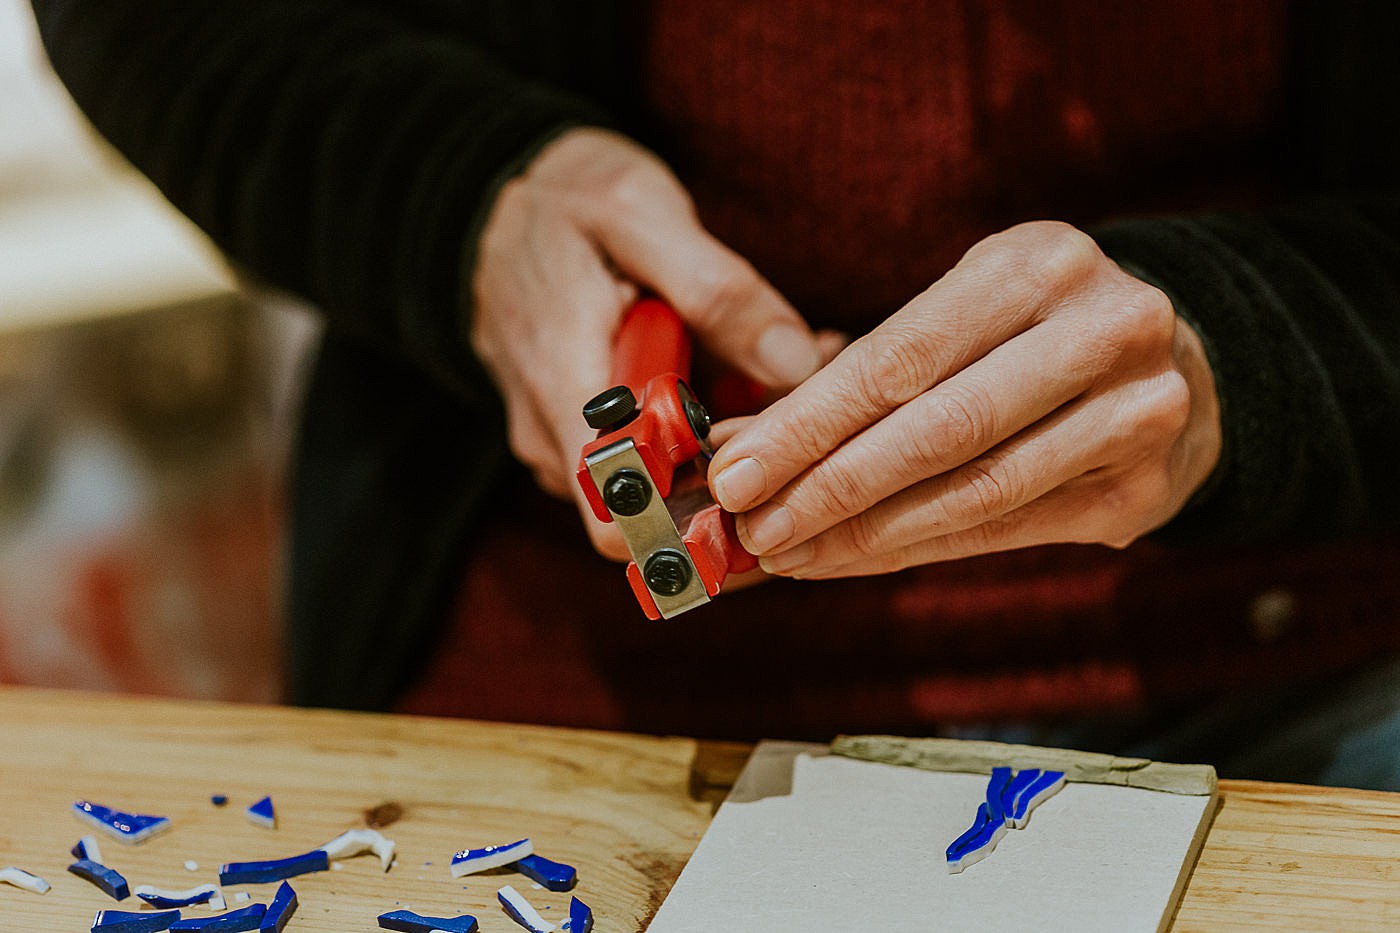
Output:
[{"left": 611, "top": 297, "right": 690, "bottom": 394}]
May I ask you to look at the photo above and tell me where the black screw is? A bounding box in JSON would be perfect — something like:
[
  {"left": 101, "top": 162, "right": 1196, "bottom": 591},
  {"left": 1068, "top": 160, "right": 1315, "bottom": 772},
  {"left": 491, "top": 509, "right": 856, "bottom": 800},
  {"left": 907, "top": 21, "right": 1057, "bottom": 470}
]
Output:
[
  {"left": 644, "top": 549, "right": 692, "bottom": 597},
  {"left": 683, "top": 397, "right": 711, "bottom": 441},
  {"left": 602, "top": 469, "right": 651, "bottom": 517},
  {"left": 583, "top": 385, "right": 638, "bottom": 431}
]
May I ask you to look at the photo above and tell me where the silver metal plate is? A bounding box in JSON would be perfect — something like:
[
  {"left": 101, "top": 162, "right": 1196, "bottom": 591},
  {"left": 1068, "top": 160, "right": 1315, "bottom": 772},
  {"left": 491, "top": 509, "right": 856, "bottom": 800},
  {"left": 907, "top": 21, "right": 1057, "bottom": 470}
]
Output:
[{"left": 584, "top": 438, "right": 711, "bottom": 618}]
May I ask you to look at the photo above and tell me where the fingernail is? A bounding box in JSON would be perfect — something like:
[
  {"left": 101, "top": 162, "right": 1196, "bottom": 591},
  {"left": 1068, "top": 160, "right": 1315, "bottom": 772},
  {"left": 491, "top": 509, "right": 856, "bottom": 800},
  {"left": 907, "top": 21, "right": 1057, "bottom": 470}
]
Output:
[
  {"left": 760, "top": 540, "right": 811, "bottom": 575},
  {"left": 713, "top": 457, "right": 767, "bottom": 511},
  {"left": 743, "top": 504, "right": 795, "bottom": 554},
  {"left": 756, "top": 324, "right": 821, "bottom": 386}
]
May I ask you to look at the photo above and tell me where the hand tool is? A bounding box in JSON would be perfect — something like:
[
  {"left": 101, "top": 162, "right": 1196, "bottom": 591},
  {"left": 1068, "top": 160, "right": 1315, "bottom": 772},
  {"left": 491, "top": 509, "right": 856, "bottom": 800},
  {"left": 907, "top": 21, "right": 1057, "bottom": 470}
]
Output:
[{"left": 576, "top": 297, "right": 757, "bottom": 619}]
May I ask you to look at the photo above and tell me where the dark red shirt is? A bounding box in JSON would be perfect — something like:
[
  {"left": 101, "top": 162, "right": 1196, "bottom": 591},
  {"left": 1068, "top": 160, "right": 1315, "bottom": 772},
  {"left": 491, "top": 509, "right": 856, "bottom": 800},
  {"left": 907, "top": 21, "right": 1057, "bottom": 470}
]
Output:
[{"left": 400, "top": 2, "right": 1400, "bottom": 738}]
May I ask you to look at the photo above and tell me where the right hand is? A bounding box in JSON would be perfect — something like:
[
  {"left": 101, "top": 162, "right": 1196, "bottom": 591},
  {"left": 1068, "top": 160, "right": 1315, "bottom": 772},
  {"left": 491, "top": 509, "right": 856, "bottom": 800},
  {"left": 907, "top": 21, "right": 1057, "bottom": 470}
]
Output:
[{"left": 469, "top": 128, "right": 824, "bottom": 560}]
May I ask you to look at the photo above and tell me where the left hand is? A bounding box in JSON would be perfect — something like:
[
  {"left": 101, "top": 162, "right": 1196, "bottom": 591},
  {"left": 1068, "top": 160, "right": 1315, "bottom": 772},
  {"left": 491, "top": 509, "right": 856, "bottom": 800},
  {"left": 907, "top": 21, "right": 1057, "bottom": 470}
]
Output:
[{"left": 706, "top": 221, "right": 1223, "bottom": 578}]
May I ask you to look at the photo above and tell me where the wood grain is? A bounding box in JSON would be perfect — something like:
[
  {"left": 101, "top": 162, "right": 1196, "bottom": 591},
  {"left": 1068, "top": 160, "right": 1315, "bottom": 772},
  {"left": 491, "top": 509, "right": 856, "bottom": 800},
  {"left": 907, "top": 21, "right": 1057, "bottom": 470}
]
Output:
[
  {"left": 0, "top": 687, "right": 712, "bottom": 932},
  {"left": 2, "top": 687, "right": 1399, "bottom": 932},
  {"left": 1173, "top": 780, "right": 1400, "bottom": 931}
]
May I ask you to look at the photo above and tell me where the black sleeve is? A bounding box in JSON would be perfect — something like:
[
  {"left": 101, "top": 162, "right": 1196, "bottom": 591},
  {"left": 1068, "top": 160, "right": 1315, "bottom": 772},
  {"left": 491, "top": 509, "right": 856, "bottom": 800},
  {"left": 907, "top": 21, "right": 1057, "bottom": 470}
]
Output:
[
  {"left": 1095, "top": 196, "right": 1400, "bottom": 544},
  {"left": 29, "top": 0, "right": 609, "bottom": 400},
  {"left": 1092, "top": 4, "right": 1400, "bottom": 545}
]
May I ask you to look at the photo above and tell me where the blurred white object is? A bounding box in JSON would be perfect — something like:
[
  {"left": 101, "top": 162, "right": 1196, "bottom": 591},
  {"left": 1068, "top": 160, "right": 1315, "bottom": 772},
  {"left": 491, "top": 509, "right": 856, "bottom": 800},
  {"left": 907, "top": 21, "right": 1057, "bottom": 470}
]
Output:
[{"left": 0, "top": 0, "right": 236, "bottom": 333}]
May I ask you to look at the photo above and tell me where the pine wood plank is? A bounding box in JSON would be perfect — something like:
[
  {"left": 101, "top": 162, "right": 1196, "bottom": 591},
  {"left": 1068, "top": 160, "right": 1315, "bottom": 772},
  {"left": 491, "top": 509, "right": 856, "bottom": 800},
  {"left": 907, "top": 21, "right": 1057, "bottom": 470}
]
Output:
[{"left": 0, "top": 687, "right": 712, "bottom": 931}]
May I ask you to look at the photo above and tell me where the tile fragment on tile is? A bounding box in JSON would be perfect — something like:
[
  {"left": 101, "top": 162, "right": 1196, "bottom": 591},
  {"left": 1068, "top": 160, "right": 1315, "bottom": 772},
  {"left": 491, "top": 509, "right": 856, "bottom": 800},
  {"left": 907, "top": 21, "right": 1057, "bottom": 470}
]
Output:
[{"left": 1008, "top": 769, "right": 1066, "bottom": 829}]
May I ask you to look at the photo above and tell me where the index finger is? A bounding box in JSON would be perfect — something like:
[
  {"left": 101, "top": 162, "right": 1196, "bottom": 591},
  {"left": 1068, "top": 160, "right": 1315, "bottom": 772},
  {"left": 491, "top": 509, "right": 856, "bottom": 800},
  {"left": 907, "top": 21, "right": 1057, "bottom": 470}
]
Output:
[{"left": 708, "top": 246, "right": 1047, "bottom": 513}]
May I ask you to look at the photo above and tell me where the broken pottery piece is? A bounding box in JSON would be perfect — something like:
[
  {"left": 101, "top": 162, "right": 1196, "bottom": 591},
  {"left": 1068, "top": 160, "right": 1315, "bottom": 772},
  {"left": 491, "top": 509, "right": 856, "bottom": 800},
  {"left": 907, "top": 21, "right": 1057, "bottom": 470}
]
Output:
[
  {"left": 450, "top": 838, "right": 532, "bottom": 877},
  {"left": 73, "top": 801, "right": 171, "bottom": 844}
]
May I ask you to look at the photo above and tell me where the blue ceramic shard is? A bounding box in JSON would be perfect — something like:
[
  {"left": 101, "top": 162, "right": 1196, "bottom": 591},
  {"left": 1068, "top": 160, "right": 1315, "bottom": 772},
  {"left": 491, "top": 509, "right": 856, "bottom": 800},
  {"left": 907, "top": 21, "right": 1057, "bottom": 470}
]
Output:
[
  {"left": 450, "top": 838, "right": 532, "bottom": 877},
  {"left": 985, "top": 766, "right": 1013, "bottom": 826},
  {"left": 73, "top": 801, "right": 171, "bottom": 844},
  {"left": 1008, "top": 769, "right": 1066, "bottom": 829},
  {"left": 376, "top": 909, "right": 479, "bottom": 933},
  {"left": 135, "top": 884, "right": 221, "bottom": 910},
  {"left": 245, "top": 796, "right": 276, "bottom": 829},
  {"left": 945, "top": 802, "right": 1007, "bottom": 874},
  {"left": 258, "top": 882, "right": 297, "bottom": 933},
  {"left": 567, "top": 896, "right": 594, "bottom": 933},
  {"left": 69, "top": 859, "right": 130, "bottom": 900},
  {"left": 219, "top": 850, "right": 328, "bottom": 886},
  {"left": 515, "top": 853, "right": 577, "bottom": 891},
  {"left": 170, "top": 903, "right": 266, "bottom": 931},
  {"left": 211, "top": 795, "right": 229, "bottom": 808},
  {"left": 998, "top": 769, "right": 1042, "bottom": 827},
  {"left": 498, "top": 884, "right": 556, "bottom": 933},
  {"left": 72, "top": 835, "right": 105, "bottom": 863},
  {"left": 91, "top": 908, "right": 181, "bottom": 932}
]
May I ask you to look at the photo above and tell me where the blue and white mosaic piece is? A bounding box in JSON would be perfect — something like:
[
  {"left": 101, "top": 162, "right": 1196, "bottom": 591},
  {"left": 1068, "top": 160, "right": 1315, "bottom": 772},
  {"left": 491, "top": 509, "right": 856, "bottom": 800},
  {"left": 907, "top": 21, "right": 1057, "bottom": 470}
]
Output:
[
  {"left": 219, "top": 850, "right": 328, "bottom": 886},
  {"left": 259, "top": 882, "right": 298, "bottom": 933},
  {"left": 73, "top": 801, "right": 171, "bottom": 845},
  {"left": 90, "top": 908, "right": 181, "bottom": 932},
  {"left": 498, "top": 884, "right": 556, "bottom": 933},
  {"left": 515, "top": 853, "right": 577, "bottom": 892},
  {"left": 134, "top": 884, "right": 224, "bottom": 911},
  {"left": 376, "top": 909, "right": 479, "bottom": 933},
  {"left": 69, "top": 859, "right": 130, "bottom": 900},
  {"left": 245, "top": 797, "right": 276, "bottom": 830},
  {"left": 566, "top": 895, "right": 594, "bottom": 933},
  {"left": 450, "top": 838, "right": 532, "bottom": 878},
  {"left": 169, "top": 903, "right": 266, "bottom": 931}
]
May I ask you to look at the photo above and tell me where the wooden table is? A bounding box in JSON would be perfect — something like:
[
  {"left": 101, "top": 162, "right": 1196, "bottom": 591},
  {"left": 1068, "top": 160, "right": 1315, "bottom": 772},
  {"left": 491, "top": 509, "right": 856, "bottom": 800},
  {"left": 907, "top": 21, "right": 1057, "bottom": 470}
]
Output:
[{"left": 1, "top": 688, "right": 1398, "bottom": 931}]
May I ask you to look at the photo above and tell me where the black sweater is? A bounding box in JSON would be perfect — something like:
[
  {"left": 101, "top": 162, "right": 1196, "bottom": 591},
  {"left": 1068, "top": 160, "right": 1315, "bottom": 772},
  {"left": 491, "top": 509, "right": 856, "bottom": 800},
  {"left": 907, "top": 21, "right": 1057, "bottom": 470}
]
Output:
[{"left": 31, "top": 0, "right": 1400, "bottom": 708}]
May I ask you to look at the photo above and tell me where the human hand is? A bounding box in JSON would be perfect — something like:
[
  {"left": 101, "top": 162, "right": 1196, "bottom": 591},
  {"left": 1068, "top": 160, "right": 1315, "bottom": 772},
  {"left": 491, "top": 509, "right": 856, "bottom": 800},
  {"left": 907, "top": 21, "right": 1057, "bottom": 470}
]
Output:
[
  {"left": 470, "top": 128, "right": 823, "bottom": 560},
  {"left": 707, "top": 221, "right": 1223, "bottom": 577}
]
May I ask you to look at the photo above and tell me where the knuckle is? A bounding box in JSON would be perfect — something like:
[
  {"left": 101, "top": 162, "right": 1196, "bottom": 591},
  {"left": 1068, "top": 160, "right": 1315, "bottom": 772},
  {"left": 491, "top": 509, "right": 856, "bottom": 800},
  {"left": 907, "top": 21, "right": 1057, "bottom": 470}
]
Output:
[
  {"left": 842, "top": 511, "right": 886, "bottom": 560},
  {"left": 963, "top": 221, "right": 1102, "bottom": 300},
  {"left": 1112, "top": 283, "right": 1177, "bottom": 352},
  {"left": 597, "top": 163, "right": 658, "bottom": 216},
  {"left": 855, "top": 332, "right": 931, "bottom": 409},
  {"left": 910, "top": 386, "right": 995, "bottom": 468},
  {"left": 1144, "top": 369, "right": 1192, "bottom": 438},
  {"left": 801, "top": 462, "right": 868, "bottom": 524},
  {"left": 1037, "top": 222, "right": 1103, "bottom": 276},
  {"left": 961, "top": 460, "right": 1016, "bottom": 519},
  {"left": 678, "top": 257, "right": 759, "bottom": 326}
]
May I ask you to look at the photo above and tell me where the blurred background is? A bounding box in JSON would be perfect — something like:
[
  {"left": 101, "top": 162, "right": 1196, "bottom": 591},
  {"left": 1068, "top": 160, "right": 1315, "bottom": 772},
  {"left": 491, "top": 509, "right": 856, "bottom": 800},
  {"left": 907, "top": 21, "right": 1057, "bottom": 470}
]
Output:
[{"left": 0, "top": 0, "right": 317, "bottom": 701}]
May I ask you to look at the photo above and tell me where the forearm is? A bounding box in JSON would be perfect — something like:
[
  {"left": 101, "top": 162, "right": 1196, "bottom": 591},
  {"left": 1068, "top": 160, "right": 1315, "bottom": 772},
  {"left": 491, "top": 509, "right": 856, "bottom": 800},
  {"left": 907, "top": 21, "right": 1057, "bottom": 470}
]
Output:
[
  {"left": 31, "top": 0, "right": 608, "bottom": 399},
  {"left": 1095, "top": 194, "right": 1400, "bottom": 542}
]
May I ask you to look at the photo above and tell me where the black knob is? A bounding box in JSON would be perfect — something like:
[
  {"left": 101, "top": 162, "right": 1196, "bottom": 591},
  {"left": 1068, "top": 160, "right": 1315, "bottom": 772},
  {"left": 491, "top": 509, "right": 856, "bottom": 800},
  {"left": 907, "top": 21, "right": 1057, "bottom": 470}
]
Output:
[
  {"left": 644, "top": 549, "right": 692, "bottom": 597},
  {"left": 602, "top": 468, "right": 652, "bottom": 517},
  {"left": 678, "top": 382, "right": 711, "bottom": 441},
  {"left": 583, "top": 385, "right": 638, "bottom": 431}
]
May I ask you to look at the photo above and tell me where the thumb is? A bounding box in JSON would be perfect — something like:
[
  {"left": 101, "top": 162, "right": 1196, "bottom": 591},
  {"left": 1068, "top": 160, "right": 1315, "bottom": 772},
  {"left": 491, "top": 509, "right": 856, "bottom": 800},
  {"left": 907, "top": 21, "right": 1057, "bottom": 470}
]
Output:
[{"left": 587, "top": 186, "right": 821, "bottom": 389}]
